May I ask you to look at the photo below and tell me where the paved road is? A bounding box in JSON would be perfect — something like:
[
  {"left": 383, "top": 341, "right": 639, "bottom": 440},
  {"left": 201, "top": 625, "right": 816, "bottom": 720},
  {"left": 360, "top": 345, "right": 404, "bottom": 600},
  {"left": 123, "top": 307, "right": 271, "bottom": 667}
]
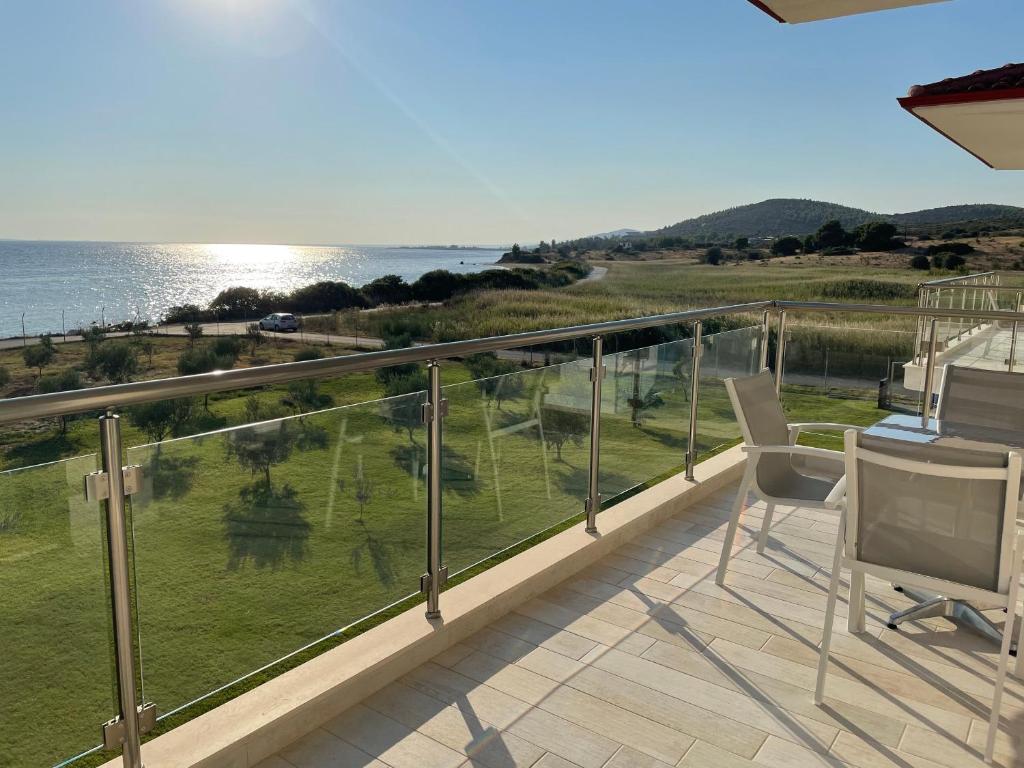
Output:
[{"left": 0, "top": 321, "right": 384, "bottom": 352}]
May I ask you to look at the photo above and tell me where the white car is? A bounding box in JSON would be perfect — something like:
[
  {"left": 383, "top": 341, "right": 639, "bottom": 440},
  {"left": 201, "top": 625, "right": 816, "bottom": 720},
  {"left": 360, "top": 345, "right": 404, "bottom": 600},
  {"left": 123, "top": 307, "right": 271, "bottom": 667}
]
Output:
[{"left": 258, "top": 313, "right": 299, "bottom": 332}]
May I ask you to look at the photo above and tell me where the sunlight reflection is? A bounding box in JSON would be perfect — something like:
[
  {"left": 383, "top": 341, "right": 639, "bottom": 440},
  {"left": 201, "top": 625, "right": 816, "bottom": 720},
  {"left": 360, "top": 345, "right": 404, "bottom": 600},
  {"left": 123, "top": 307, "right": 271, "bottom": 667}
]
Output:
[{"left": 203, "top": 243, "right": 297, "bottom": 265}]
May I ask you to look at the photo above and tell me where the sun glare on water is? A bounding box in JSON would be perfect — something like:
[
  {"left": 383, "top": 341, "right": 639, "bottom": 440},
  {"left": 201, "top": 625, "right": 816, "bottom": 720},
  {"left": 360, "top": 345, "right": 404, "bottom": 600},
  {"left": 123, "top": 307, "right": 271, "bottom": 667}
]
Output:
[{"left": 203, "top": 243, "right": 297, "bottom": 265}]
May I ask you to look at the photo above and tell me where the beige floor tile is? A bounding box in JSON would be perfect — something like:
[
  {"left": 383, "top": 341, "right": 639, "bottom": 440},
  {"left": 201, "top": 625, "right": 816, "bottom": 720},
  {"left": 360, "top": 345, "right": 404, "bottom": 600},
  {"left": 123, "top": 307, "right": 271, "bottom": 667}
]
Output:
[
  {"left": 363, "top": 681, "right": 545, "bottom": 768},
  {"left": 587, "top": 646, "right": 838, "bottom": 749},
  {"left": 529, "top": 754, "right": 584, "bottom": 768},
  {"left": 680, "top": 740, "right": 759, "bottom": 767},
  {"left": 710, "top": 638, "right": 972, "bottom": 739},
  {"left": 513, "top": 644, "right": 767, "bottom": 758},
  {"left": 278, "top": 728, "right": 387, "bottom": 768},
  {"left": 456, "top": 649, "right": 693, "bottom": 764},
  {"left": 604, "top": 744, "right": 677, "bottom": 768},
  {"left": 324, "top": 704, "right": 465, "bottom": 768},
  {"left": 253, "top": 757, "right": 297, "bottom": 768}
]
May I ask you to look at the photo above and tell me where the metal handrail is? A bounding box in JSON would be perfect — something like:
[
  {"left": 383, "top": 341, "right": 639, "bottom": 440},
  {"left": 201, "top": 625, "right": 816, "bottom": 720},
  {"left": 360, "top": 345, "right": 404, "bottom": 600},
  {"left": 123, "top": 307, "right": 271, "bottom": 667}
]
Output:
[
  {"left": 0, "top": 301, "right": 771, "bottom": 425},
  {"left": 920, "top": 271, "right": 997, "bottom": 287},
  {"left": 7, "top": 298, "right": 1024, "bottom": 426}
]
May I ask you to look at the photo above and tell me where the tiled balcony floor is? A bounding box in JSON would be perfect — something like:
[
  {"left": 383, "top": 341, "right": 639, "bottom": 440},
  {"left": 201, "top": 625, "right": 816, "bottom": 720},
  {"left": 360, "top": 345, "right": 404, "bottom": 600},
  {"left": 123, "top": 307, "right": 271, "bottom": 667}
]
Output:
[{"left": 257, "top": 484, "right": 1024, "bottom": 768}]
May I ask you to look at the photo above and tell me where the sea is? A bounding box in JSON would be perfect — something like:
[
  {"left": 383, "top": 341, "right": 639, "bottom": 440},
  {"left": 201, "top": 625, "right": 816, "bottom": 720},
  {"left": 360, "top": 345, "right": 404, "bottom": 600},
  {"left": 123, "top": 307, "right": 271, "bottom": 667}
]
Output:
[{"left": 0, "top": 241, "right": 503, "bottom": 337}]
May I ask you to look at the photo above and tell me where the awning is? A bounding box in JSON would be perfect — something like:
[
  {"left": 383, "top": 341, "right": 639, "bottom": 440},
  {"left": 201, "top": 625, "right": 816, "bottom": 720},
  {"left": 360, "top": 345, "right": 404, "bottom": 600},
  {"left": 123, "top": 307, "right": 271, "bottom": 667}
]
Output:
[
  {"left": 899, "top": 64, "right": 1024, "bottom": 169},
  {"left": 748, "top": 0, "right": 948, "bottom": 23}
]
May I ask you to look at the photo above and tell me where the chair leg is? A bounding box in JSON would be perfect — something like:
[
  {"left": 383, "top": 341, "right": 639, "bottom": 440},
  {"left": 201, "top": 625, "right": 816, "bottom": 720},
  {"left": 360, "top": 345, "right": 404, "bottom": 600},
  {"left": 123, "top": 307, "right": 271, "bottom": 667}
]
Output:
[
  {"left": 1016, "top": 593, "right": 1024, "bottom": 678},
  {"left": 756, "top": 502, "right": 776, "bottom": 555},
  {"left": 815, "top": 510, "right": 846, "bottom": 705},
  {"left": 717, "top": 464, "right": 754, "bottom": 586},
  {"left": 848, "top": 571, "right": 866, "bottom": 634},
  {"left": 986, "top": 552, "right": 1022, "bottom": 763}
]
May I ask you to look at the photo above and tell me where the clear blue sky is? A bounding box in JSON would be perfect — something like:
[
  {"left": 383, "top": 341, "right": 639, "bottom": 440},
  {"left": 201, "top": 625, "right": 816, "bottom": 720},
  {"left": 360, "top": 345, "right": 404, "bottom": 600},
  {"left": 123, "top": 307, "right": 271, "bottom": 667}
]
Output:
[{"left": 1, "top": 0, "right": 1021, "bottom": 245}]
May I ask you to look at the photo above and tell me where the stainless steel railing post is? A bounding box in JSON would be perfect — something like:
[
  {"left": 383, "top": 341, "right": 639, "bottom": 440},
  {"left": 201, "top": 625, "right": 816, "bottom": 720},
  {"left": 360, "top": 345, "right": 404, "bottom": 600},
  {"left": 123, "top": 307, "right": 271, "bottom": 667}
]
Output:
[
  {"left": 422, "top": 361, "right": 447, "bottom": 619},
  {"left": 774, "top": 309, "right": 787, "bottom": 396},
  {"left": 585, "top": 336, "right": 605, "bottom": 533},
  {"left": 921, "top": 319, "right": 939, "bottom": 428},
  {"left": 1010, "top": 292, "right": 1022, "bottom": 373},
  {"left": 685, "top": 321, "right": 703, "bottom": 482},
  {"left": 99, "top": 411, "right": 144, "bottom": 768},
  {"left": 759, "top": 309, "right": 770, "bottom": 371}
]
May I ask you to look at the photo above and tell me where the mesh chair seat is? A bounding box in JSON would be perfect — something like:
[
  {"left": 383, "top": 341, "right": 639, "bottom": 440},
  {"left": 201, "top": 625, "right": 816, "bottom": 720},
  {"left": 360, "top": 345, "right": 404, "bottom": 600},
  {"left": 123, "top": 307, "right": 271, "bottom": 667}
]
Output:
[
  {"left": 729, "top": 371, "right": 833, "bottom": 500},
  {"left": 938, "top": 366, "right": 1024, "bottom": 433}
]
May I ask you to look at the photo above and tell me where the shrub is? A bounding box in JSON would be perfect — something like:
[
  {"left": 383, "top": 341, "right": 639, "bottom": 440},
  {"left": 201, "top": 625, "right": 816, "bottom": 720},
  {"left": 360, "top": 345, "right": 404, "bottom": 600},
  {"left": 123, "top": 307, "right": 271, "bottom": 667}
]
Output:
[
  {"left": 771, "top": 236, "right": 802, "bottom": 256},
  {"left": 293, "top": 347, "right": 323, "bottom": 362},
  {"left": 0, "top": 365, "right": 9, "bottom": 389},
  {"left": 926, "top": 242, "right": 974, "bottom": 256},
  {"left": 129, "top": 398, "right": 196, "bottom": 443},
  {"left": 95, "top": 342, "right": 140, "bottom": 383},
  {"left": 854, "top": 221, "right": 900, "bottom": 252},
  {"left": 816, "top": 220, "right": 850, "bottom": 249},
  {"left": 362, "top": 274, "right": 412, "bottom": 306},
  {"left": 734, "top": 237, "right": 749, "bottom": 250},
  {"left": 910, "top": 254, "right": 931, "bottom": 270},
  {"left": 943, "top": 253, "right": 967, "bottom": 270},
  {"left": 288, "top": 280, "right": 366, "bottom": 313},
  {"left": 23, "top": 336, "right": 56, "bottom": 376},
  {"left": 822, "top": 246, "right": 855, "bottom": 256},
  {"left": 703, "top": 247, "right": 723, "bottom": 265},
  {"left": 210, "top": 336, "right": 243, "bottom": 360},
  {"left": 184, "top": 321, "right": 204, "bottom": 346}
]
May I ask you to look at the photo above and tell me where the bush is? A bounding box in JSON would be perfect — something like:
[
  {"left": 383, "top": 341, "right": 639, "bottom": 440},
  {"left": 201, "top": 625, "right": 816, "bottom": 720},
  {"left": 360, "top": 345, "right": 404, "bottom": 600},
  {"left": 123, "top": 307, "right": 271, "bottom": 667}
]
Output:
[
  {"left": 816, "top": 220, "right": 850, "bottom": 249},
  {"left": 288, "top": 280, "right": 366, "bottom": 313},
  {"left": 910, "top": 254, "right": 931, "bottom": 270},
  {"left": 822, "top": 246, "right": 855, "bottom": 256},
  {"left": 943, "top": 253, "right": 967, "bottom": 270},
  {"left": 854, "top": 221, "right": 900, "bottom": 252},
  {"left": 703, "top": 247, "right": 724, "bottom": 265},
  {"left": 293, "top": 347, "right": 323, "bottom": 362},
  {"left": 0, "top": 365, "right": 9, "bottom": 389},
  {"left": 926, "top": 242, "right": 974, "bottom": 256},
  {"left": 771, "top": 236, "right": 803, "bottom": 256},
  {"left": 362, "top": 274, "right": 413, "bottom": 306},
  {"left": 210, "top": 336, "right": 242, "bottom": 360},
  {"left": 23, "top": 336, "right": 56, "bottom": 375},
  {"left": 95, "top": 342, "right": 140, "bottom": 383}
]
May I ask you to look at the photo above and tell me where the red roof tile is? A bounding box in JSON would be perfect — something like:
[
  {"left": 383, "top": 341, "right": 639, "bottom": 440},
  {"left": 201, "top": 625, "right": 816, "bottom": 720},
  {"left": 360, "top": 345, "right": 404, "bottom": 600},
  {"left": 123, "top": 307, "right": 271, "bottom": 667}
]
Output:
[{"left": 908, "top": 63, "right": 1024, "bottom": 98}]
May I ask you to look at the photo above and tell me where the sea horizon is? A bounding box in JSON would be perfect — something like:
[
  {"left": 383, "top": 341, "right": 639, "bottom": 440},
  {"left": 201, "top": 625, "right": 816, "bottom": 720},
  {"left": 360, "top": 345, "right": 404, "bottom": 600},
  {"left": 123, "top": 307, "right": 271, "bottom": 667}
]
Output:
[{"left": 0, "top": 240, "right": 505, "bottom": 338}]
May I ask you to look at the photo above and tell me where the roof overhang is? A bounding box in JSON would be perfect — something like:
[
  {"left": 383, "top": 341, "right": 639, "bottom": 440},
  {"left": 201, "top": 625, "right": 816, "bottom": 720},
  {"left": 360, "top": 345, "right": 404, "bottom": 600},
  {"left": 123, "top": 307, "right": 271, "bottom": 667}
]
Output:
[
  {"left": 747, "top": 0, "right": 949, "bottom": 23},
  {"left": 900, "top": 90, "right": 1024, "bottom": 169}
]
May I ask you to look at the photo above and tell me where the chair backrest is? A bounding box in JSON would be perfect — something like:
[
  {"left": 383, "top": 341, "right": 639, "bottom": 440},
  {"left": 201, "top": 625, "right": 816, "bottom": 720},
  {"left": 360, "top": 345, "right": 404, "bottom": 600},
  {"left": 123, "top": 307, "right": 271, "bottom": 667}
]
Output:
[
  {"left": 845, "top": 430, "right": 1021, "bottom": 594},
  {"left": 726, "top": 371, "right": 803, "bottom": 498},
  {"left": 936, "top": 365, "right": 1024, "bottom": 432}
]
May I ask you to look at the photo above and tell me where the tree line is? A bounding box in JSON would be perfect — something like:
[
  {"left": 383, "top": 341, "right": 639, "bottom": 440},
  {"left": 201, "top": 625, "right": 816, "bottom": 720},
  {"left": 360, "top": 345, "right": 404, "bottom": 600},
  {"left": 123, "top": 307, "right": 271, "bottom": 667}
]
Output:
[{"left": 164, "top": 262, "right": 591, "bottom": 324}]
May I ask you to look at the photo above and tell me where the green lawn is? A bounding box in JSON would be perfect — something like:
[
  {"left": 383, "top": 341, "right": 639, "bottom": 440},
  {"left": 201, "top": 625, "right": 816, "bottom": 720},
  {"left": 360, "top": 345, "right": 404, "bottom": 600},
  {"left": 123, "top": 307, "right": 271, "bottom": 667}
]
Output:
[{"left": 0, "top": 326, "right": 890, "bottom": 768}]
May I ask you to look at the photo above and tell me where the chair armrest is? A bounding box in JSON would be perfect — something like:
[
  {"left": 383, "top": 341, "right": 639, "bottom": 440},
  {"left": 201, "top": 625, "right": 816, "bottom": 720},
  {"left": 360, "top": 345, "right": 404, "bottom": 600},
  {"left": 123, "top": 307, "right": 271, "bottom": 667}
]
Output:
[
  {"left": 788, "top": 423, "right": 867, "bottom": 433},
  {"left": 824, "top": 475, "right": 847, "bottom": 510},
  {"left": 742, "top": 444, "right": 845, "bottom": 462}
]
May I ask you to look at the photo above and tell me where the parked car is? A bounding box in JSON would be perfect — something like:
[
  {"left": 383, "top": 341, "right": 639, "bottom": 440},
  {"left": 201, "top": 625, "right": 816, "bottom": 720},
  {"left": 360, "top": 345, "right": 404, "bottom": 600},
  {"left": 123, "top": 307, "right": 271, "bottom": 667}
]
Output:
[{"left": 258, "top": 313, "right": 299, "bottom": 332}]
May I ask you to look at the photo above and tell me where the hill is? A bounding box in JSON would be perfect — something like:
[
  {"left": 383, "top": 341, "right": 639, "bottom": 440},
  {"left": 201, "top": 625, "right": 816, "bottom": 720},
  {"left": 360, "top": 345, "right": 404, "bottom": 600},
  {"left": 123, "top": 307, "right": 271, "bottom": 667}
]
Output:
[{"left": 648, "top": 199, "right": 1024, "bottom": 239}]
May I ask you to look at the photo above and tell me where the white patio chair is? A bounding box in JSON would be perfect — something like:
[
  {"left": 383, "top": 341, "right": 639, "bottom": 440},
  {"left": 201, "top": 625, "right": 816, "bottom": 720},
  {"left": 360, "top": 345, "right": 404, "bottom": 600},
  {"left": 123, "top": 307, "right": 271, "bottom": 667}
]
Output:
[
  {"left": 815, "top": 430, "right": 1024, "bottom": 764},
  {"left": 715, "top": 370, "right": 860, "bottom": 586}
]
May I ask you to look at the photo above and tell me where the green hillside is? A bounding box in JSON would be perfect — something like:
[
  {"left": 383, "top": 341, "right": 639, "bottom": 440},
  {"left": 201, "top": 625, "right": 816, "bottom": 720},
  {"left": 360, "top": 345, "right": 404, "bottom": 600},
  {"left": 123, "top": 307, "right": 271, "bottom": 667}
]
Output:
[{"left": 646, "top": 198, "right": 1024, "bottom": 239}]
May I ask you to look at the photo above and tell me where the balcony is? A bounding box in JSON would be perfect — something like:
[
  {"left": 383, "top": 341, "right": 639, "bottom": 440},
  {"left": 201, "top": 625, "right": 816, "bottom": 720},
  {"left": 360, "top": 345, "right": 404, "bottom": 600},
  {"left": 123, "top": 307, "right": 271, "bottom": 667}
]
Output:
[{"left": 1, "top": 293, "right": 1023, "bottom": 768}]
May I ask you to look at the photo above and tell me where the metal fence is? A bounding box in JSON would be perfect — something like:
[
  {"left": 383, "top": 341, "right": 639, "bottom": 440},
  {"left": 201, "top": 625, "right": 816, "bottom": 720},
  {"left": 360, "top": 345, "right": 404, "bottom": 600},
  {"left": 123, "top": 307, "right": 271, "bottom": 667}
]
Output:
[{"left": 5, "top": 297, "right": 1024, "bottom": 768}]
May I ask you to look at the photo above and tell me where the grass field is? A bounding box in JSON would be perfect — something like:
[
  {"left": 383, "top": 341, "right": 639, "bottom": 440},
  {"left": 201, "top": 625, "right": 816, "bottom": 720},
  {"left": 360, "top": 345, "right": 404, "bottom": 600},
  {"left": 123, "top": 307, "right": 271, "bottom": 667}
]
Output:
[
  {"left": 0, "top": 321, "right": 897, "bottom": 768},
  {"left": 0, "top": 259, "right": 924, "bottom": 767},
  {"left": 309, "top": 260, "right": 931, "bottom": 348}
]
